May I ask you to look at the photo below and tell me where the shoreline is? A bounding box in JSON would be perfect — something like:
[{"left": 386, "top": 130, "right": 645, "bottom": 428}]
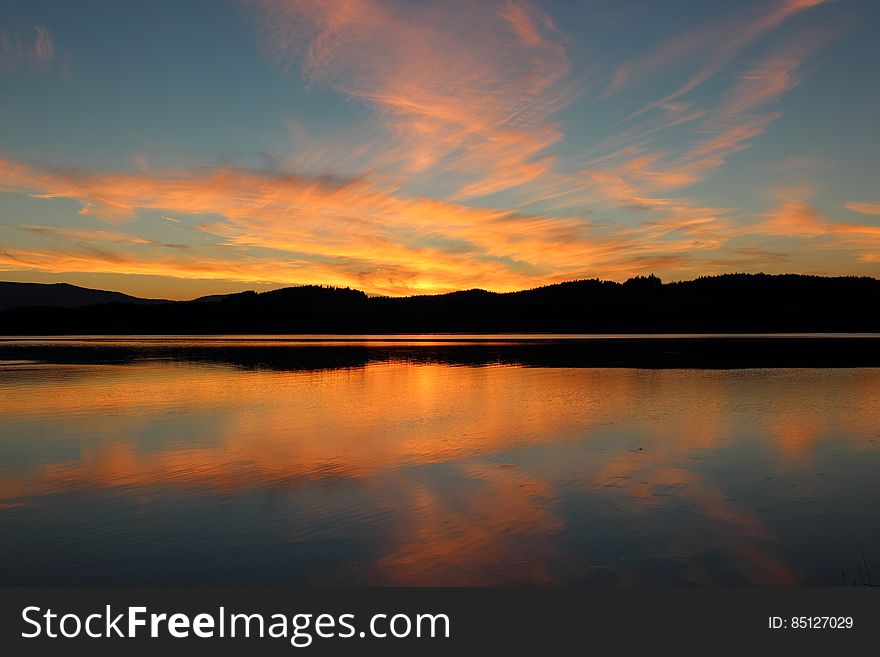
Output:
[{"left": 3, "top": 335, "right": 880, "bottom": 369}]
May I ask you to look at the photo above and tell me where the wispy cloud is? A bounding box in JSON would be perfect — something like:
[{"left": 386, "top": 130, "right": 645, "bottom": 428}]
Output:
[
  {"left": 845, "top": 202, "right": 880, "bottom": 217},
  {"left": 0, "top": 156, "right": 756, "bottom": 294},
  {"left": 0, "top": 1, "right": 872, "bottom": 294},
  {"left": 249, "top": 0, "right": 578, "bottom": 201},
  {"left": 5, "top": 150, "right": 878, "bottom": 294},
  {"left": 578, "top": 20, "right": 838, "bottom": 224},
  {"left": 758, "top": 188, "right": 880, "bottom": 254},
  {"left": 605, "top": 0, "right": 827, "bottom": 117},
  {"left": 0, "top": 25, "right": 54, "bottom": 73}
]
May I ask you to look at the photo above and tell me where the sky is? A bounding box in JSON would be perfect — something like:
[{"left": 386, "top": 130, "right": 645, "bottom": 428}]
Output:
[{"left": 0, "top": 0, "right": 878, "bottom": 299}]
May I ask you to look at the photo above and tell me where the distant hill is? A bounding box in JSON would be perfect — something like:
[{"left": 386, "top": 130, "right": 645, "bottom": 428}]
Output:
[
  {"left": 0, "top": 282, "right": 169, "bottom": 311},
  {"left": 0, "top": 281, "right": 233, "bottom": 311},
  {"left": 1, "top": 274, "right": 879, "bottom": 334},
  {"left": 188, "top": 293, "right": 232, "bottom": 304}
]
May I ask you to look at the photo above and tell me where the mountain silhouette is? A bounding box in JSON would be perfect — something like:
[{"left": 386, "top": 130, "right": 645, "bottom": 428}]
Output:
[
  {"left": 0, "top": 282, "right": 171, "bottom": 311},
  {"left": 1, "top": 273, "right": 879, "bottom": 335}
]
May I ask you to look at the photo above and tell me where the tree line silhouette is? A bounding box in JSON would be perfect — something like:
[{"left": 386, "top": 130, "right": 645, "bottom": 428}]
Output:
[{"left": 1, "top": 273, "right": 879, "bottom": 334}]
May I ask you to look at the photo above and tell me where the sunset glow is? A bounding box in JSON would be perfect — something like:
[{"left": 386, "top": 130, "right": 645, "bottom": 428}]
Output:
[
  {"left": 4, "top": 360, "right": 877, "bottom": 584},
  {"left": 1, "top": 0, "right": 878, "bottom": 297}
]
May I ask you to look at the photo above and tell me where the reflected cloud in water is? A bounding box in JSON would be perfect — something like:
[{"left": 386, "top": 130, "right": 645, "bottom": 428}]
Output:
[{"left": 0, "top": 357, "right": 878, "bottom": 585}]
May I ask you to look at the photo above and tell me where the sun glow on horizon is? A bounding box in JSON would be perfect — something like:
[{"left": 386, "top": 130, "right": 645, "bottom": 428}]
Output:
[{"left": 1, "top": 0, "right": 878, "bottom": 298}]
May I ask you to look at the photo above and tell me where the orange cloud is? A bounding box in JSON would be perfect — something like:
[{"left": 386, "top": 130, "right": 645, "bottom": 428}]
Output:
[
  {"left": 0, "top": 2, "right": 871, "bottom": 294},
  {"left": 249, "top": 0, "right": 577, "bottom": 202},
  {"left": 0, "top": 156, "right": 757, "bottom": 294},
  {"left": 3, "top": 150, "right": 878, "bottom": 294},
  {"left": 761, "top": 188, "right": 880, "bottom": 242},
  {"left": 606, "top": 0, "right": 827, "bottom": 115},
  {"left": 575, "top": 23, "right": 840, "bottom": 246},
  {"left": 846, "top": 202, "right": 880, "bottom": 217},
  {"left": 594, "top": 26, "right": 834, "bottom": 197}
]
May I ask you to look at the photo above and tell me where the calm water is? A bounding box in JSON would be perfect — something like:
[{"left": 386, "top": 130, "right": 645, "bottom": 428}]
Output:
[{"left": 1, "top": 338, "right": 878, "bottom": 586}]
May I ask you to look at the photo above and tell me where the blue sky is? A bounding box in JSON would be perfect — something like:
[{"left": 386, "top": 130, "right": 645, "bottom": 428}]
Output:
[{"left": 1, "top": 0, "right": 878, "bottom": 298}]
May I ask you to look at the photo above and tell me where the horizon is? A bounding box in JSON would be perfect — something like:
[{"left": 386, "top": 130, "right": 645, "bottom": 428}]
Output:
[
  {"left": 3, "top": 270, "right": 880, "bottom": 304},
  {"left": 2, "top": 0, "right": 879, "bottom": 300}
]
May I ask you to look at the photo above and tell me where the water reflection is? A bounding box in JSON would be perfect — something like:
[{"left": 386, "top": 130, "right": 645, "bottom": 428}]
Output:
[{"left": 0, "top": 358, "right": 878, "bottom": 585}]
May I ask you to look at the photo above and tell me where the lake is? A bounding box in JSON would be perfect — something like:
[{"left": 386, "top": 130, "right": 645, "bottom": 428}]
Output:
[{"left": 1, "top": 336, "right": 878, "bottom": 586}]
